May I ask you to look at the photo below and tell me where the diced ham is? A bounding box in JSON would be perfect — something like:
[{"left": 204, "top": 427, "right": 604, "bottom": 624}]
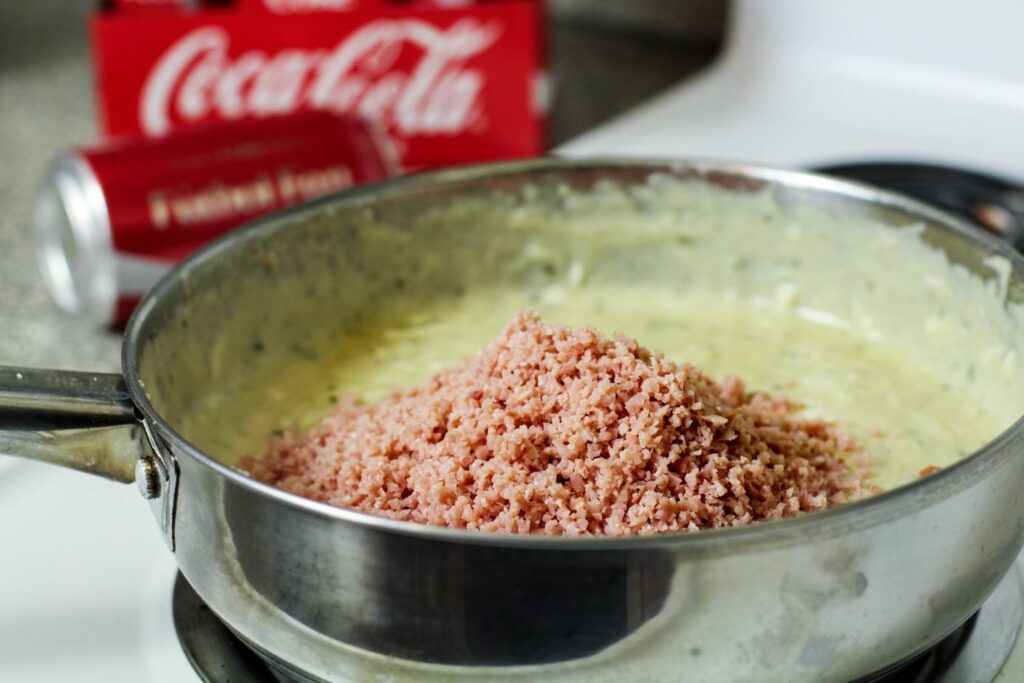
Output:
[{"left": 245, "top": 311, "right": 869, "bottom": 535}]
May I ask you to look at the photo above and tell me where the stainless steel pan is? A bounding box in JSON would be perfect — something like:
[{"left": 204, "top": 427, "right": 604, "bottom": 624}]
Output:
[{"left": 3, "top": 160, "right": 1024, "bottom": 682}]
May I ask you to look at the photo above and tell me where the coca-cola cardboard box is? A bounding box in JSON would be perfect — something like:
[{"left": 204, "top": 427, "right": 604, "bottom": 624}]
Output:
[{"left": 91, "top": 1, "right": 547, "bottom": 170}]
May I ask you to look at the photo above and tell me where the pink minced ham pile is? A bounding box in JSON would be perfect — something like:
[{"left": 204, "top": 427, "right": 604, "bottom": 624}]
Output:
[{"left": 246, "top": 311, "right": 869, "bottom": 535}]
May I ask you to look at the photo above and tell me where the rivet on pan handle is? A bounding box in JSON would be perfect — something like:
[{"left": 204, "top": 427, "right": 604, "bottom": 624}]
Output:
[{"left": 141, "top": 418, "right": 179, "bottom": 552}]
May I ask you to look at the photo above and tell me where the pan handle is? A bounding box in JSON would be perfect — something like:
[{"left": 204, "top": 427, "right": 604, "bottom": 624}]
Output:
[{"left": 0, "top": 366, "right": 144, "bottom": 483}]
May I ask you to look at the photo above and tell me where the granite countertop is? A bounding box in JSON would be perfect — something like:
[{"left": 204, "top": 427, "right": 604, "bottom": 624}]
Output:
[
  {"left": 0, "top": 2, "right": 122, "bottom": 371},
  {"left": 0, "top": 0, "right": 720, "bottom": 373}
]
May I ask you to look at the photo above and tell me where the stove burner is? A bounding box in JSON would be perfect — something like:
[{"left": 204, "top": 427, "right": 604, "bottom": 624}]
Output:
[
  {"left": 816, "top": 161, "right": 1024, "bottom": 250},
  {"left": 171, "top": 575, "right": 281, "bottom": 682},
  {"left": 857, "top": 618, "right": 975, "bottom": 683},
  {"left": 172, "top": 564, "right": 1023, "bottom": 683}
]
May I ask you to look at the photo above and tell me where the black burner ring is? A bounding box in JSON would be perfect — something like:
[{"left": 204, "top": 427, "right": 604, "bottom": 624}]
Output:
[
  {"left": 816, "top": 161, "right": 1024, "bottom": 250},
  {"left": 171, "top": 573, "right": 981, "bottom": 683}
]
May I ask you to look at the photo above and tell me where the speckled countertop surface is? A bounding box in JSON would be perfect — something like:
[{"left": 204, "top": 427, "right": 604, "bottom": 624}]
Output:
[
  {"left": 0, "top": 0, "right": 719, "bottom": 373},
  {"left": 0, "top": 3, "right": 122, "bottom": 371}
]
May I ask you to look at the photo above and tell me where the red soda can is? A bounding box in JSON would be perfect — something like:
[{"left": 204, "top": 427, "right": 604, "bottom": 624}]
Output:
[{"left": 35, "top": 111, "right": 397, "bottom": 327}]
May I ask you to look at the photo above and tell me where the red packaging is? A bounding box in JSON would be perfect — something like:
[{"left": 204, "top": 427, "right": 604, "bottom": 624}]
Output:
[
  {"left": 36, "top": 111, "right": 395, "bottom": 327},
  {"left": 90, "top": 1, "right": 547, "bottom": 170}
]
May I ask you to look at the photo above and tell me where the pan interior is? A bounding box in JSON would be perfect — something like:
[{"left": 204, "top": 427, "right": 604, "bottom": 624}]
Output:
[{"left": 133, "top": 165, "right": 1024, "bottom": 500}]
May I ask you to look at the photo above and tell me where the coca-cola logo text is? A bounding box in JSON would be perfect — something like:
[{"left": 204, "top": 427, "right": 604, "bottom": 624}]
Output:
[{"left": 140, "top": 19, "right": 500, "bottom": 138}]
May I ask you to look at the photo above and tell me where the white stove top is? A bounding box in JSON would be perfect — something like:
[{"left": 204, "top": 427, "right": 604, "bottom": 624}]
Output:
[
  {"left": 561, "top": 0, "right": 1024, "bottom": 183},
  {"left": 0, "top": 457, "right": 192, "bottom": 682},
  {"left": 5, "top": 0, "right": 1024, "bottom": 680}
]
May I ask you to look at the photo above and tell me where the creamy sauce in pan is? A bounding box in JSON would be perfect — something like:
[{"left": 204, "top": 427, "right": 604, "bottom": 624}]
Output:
[
  {"left": 188, "top": 286, "right": 1003, "bottom": 491},
  {"left": 163, "top": 177, "right": 1024, "bottom": 498}
]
